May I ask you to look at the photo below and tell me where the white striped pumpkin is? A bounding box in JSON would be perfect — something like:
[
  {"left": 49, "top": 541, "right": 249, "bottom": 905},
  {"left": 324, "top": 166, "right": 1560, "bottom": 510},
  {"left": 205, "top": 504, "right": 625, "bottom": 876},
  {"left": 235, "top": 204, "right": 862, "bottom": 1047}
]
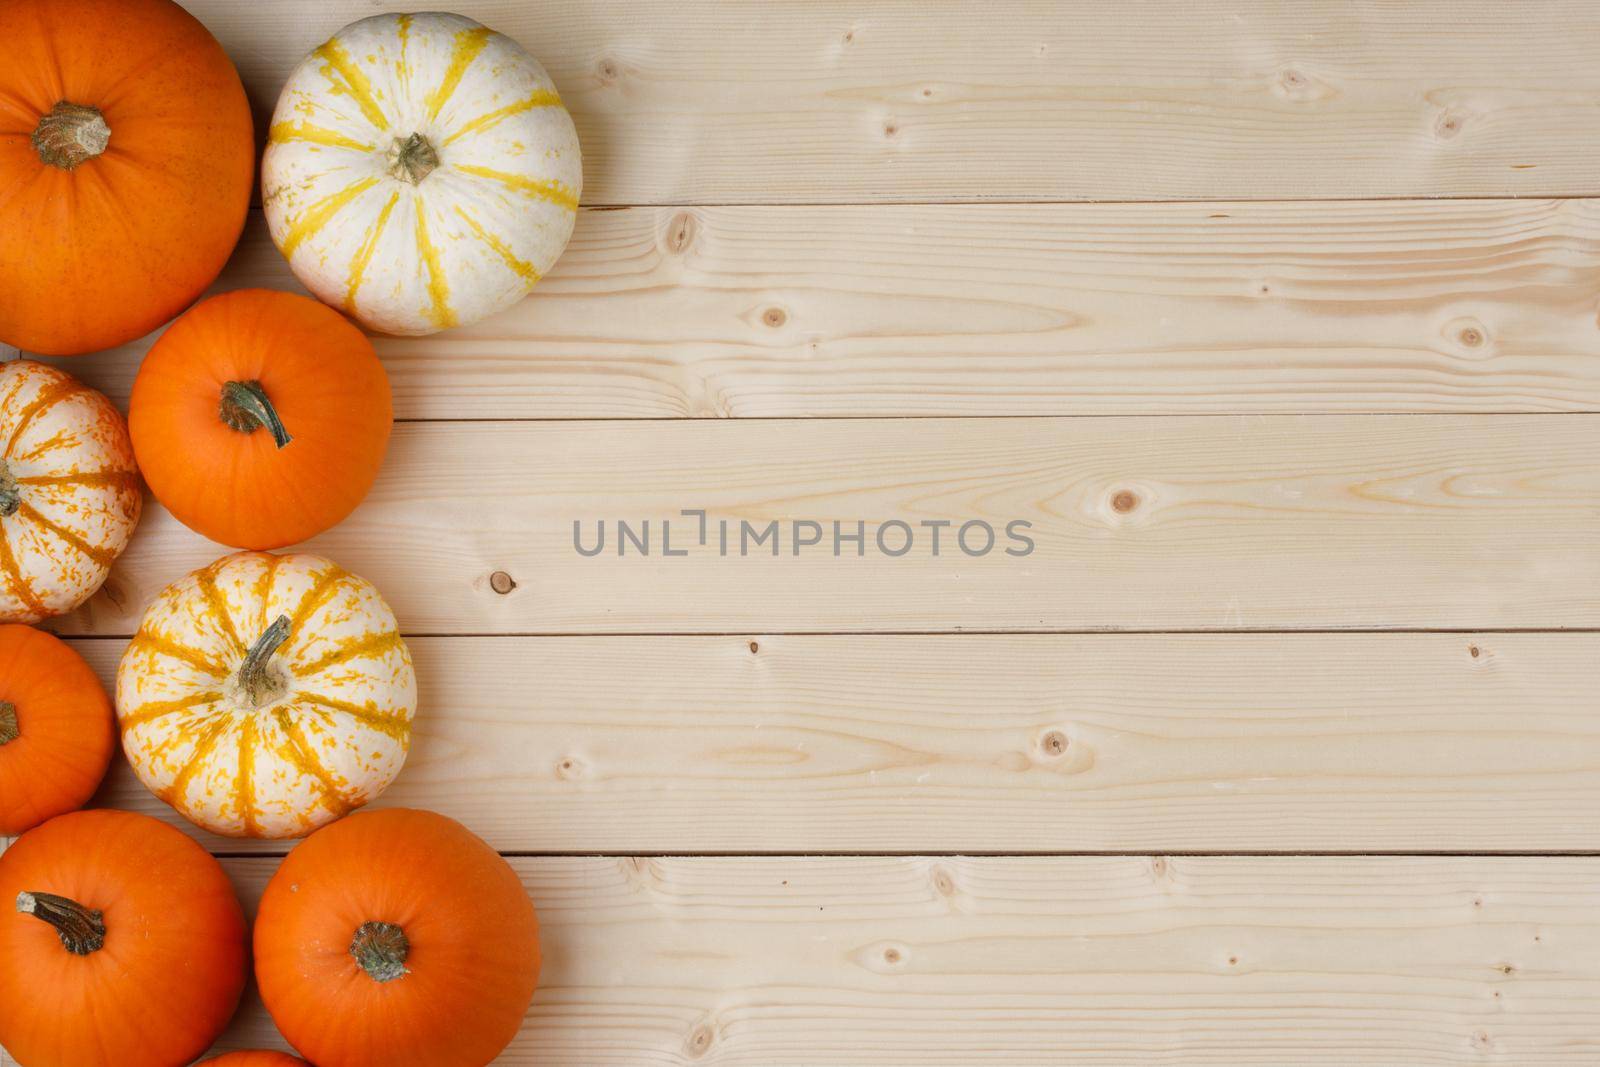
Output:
[
  {"left": 116, "top": 552, "right": 418, "bottom": 839},
  {"left": 0, "top": 360, "right": 140, "bottom": 623},
  {"left": 262, "top": 12, "right": 581, "bottom": 336}
]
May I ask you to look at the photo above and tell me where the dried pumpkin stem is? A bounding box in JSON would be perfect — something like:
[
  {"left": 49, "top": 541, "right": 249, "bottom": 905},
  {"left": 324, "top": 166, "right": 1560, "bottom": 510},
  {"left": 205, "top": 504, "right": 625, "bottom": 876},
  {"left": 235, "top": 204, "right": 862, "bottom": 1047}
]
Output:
[
  {"left": 0, "top": 702, "right": 16, "bottom": 746},
  {"left": 0, "top": 459, "right": 18, "bottom": 518},
  {"left": 16, "top": 891, "right": 106, "bottom": 955},
  {"left": 238, "top": 615, "right": 293, "bottom": 707},
  {"left": 351, "top": 920, "right": 411, "bottom": 982},
  {"left": 220, "top": 381, "right": 293, "bottom": 449},
  {"left": 388, "top": 132, "right": 438, "bottom": 185},
  {"left": 32, "top": 101, "right": 111, "bottom": 170}
]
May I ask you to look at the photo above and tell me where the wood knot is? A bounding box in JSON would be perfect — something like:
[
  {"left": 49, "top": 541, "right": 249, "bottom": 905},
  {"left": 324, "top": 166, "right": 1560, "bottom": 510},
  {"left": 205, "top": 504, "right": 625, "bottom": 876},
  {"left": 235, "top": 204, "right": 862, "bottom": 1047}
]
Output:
[
  {"left": 686, "top": 1023, "right": 715, "bottom": 1058},
  {"left": 931, "top": 865, "right": 957, "bottom": 897},
  {"left": 1458, "top": 326, "right": 1483, "bottom": 347},
  {"left": 883, "top": 120, "right": 899, "bottom": 138},
  {"left": 1435, "top": 112, "right": 1464, "bottom": 139},
  {"left": 1468, "top": 644, "right": 1481, "bottom": 658},
  {"left": 489, "top": 570, "right": 517, "bottom": 595},
  {"left": 1110, "top": 490, "right": 1139, "bottom": 514},
  {"left": 762, "top": 307, "right": 787, "bottom": 328},
  {"left": 556, "top": 755, "right": 586, "bottom": 780},
  {"left": 596, "top": 57, "right": 620, "bottom": 84},
  {"left": 664, "top": 211, "right": 697, "bottom": 255},
  {"left": 1150, "top": 856, "right": 1169, "bottom": 879},
  {"left": 1040, "top": 730, "right": 1069, "bottom": 757},
  {"left": 748, "top": 640, "right": 760, "bottom": 654}
]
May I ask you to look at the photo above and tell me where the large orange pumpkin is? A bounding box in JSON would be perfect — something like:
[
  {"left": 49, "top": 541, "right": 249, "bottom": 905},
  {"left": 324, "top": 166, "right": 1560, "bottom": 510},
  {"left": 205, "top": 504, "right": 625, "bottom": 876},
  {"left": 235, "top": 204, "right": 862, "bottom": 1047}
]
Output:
[
  {"left": 203, "top": 1054, "right": 311, "bottom": 1066},
  {"left": 255, "top": 809, "right": 540, "bottom": 1067},
  {"left": 0, "top": 0, "right": 254, "bottom": 356},
  {"left": 130, "top": 290, "right": 394, "bottom": 549},
  {"left": 0, "top": 625, "right": 114, "bottom": 835},
  {"left": 0, "top": 809, "right": 248, "bottom": 1067}
]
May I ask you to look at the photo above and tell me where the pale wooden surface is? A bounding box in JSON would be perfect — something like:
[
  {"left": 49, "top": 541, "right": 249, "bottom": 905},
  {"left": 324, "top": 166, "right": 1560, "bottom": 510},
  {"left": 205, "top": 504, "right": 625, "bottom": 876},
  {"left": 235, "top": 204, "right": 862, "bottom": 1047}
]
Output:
[
  {"left": 171, "top": 1, "right": 1600, "bottom": 202},
  {"left": 71, "top": 633, "right": 1600, "bottom": 854},
  {"left": 203, "top": 856, "right": 1600, "bottom": 1064},
  {"left": 46, "top": 416, "right": 1600, "bottom": 636},
  {"left": 54, "top": 199, "right": 1600, "bottom": 417},
  {"left": 4, "top": 1, "right": 1598, "bottom": 1063}
]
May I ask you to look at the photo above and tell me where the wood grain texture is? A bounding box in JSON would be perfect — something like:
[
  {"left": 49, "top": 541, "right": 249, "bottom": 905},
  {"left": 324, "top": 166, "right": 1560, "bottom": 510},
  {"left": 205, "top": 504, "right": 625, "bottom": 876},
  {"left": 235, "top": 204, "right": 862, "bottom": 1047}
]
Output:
[
  {"left": 50, "top": 416, "right": 1600, "bottom": 636},
  {"left": 206, "top": 855, "right": 1600, "bottom": 1065},
  {"left": 73, "top": 632, "right": 1600, "bottom": 854},
  {"left": 54, "top": 199, "right": 1600, "bottom": 418},
  {"left": 176, "top": 0, "right": 1600, "bottom": 203}
]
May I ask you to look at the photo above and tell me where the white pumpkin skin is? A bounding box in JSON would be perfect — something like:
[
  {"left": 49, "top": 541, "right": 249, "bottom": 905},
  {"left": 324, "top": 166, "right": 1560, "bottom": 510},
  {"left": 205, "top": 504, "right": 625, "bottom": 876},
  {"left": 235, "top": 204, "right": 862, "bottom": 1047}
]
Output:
[
  {"left": 116, "top": 552, "right": 418, "bottom": 838},
  {"left": 263, "top": 12, "right": 581, "bottom": 336},
  {"left": 0, "top": 360, "right": 141, "bottom": 623}
]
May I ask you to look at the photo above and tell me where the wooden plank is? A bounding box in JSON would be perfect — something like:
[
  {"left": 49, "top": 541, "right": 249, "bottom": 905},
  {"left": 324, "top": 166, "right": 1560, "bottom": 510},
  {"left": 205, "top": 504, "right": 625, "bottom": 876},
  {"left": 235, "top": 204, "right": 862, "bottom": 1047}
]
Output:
[
  {"left": 74, "top": 632, "right": 1600, "bottom": 854},
  {"left": 53, "top": 199, "right": 1600, "bottom": 418},
  {"left": 208, "top": 855, "right": 1600, "bottom": 1064},
  {"left": 174, "top": 0, "right": 1600, "bottom": 203},
  {"left": 49, "top": 415, "right": 1600, "bottom": 636}
]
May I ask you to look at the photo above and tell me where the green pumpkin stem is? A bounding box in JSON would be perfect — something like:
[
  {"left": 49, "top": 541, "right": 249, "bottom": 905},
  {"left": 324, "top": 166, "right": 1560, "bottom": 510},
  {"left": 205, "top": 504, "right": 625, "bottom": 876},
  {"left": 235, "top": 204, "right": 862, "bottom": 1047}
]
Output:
[
  {"left": 0, "top": 459, "right": 19, "bottom": 518},
  {"left": 220, "top": 381, "right": 293, "bottom": 449},
  {"left": 32, "top": 102, "right": 110, "bottom": 170},
  {"left": 351, "top": 921, "right": 411, "bottom": 982},
  {"left": 388, "top": 132, "right": 438, "bottom": 185},
  {"left": 238, "top": 615, "right": 292, "bottom": 707},
  {"left": 0, "top": 702, "right": 16, "bottom": 746},
  {"left": 16, "top": 891, "right": 106, "bottom": 955}
]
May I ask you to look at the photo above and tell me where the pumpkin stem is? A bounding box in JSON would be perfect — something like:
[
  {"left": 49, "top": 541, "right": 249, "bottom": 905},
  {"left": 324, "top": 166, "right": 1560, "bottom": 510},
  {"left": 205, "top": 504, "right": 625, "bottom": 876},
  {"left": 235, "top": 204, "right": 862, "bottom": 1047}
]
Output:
[
  {"left": 0, "top": 702, "right": 16, "bottom": 746},
  {"left": 16, "top": 891, "right": 106, "bottom": 955},
  {"left": 238, "top": 615, "right": 293, "bottom": 708},
  {"left": 32, "top": 101, "right": 111, "bottom": 170},
  {"left": 0, "top": 459, "right": 18, "bottom": 517},
  {"left": 220, "top": 381, "right": 293, "bottom": 448},
  {"left": 351, "top": 921, "right": 411, "bottom": 982},
  {"left": 388, "top": 133, "right": 439, "bottom": 185}
]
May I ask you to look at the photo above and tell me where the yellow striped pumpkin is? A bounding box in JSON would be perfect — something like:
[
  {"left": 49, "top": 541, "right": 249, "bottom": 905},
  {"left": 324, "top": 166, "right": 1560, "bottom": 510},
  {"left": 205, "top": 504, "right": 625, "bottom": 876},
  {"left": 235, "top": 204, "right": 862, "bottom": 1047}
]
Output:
[
  {"left": 262, "top": 12, "right": 581, "bottom": 336},
  {"left": 0, "top": 360, "right": 141, "bottom": 623},
  {"left": 116, "top": 552, "right": 418, "bottom": 838}
]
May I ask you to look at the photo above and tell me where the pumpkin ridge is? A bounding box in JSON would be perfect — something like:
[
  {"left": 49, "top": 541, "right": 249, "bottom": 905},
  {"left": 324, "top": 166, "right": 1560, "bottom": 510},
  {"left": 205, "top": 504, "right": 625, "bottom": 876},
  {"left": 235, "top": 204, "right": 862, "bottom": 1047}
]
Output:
[
  {"left": 236, "top": 716, "right": 260, "bottom": 836},
  {"left": 196, "top": 565, "right": 248, "bottom": 657},
  {"left": 440, "top": 88, "right": 563, "bottom": 147},
  {"left": 17, "top": 501, "right": 119, "bottom": 567},
  {"left": 454, "top": 204, "right": 539, "bottom": 284},
  {"left": 257, "top": 554, "right": 284, "bottom": 634},
  {"left": 423, "top": 26, "right": 495, "bottom": 122},
  {"left": 451, "top": 163, "right": 579, "bottom": 212},
  {"left": 0, "top": 522, "right": 45, "bottom": 617},
  {"left": 273, "top": 706, "right": 356, "bottom": 816},
  {"left": 120, "top": 691, "right": 224, "bottom": 732},
  {"left": 312, "top": 37, "right": 389, "bottom": 131},
  {"left": 344, "top": 190, "right": 401, "bottom": 311},
  {"left": 290, "top": 691, "right": 411, "bottom": 742},
  {"left": 281, "top": 176, "right": 382, "bottom": 259},
  {"left": 411, "top": 199, "right": 457, "bottom": 328},
  {"left": 16, "top": 469, "right": 140, "bottom": 490},
  {"left": 287, "top": 564, "right": 351, "bottom": 633},
  {"left": 5, "top": 376, "right": 88, "bottom": 457},
  {"left": 160, "top": 715, "right": 235, "bottom": 809},
  {"left": 292, "top": 630, "right": 407, "bottom": 678},
  {"left": 267, "top": 120, "right": 374, "bottom": 153},
  {"left": 128, "top": 630, "right": 231, "bottom": 679}
]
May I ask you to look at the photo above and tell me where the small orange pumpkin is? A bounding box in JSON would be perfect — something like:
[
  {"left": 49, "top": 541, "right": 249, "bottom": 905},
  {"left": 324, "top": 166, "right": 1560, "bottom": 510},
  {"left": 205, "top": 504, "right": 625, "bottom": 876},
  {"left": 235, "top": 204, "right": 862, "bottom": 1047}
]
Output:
[
  {"left": 130, "top": 289, "right": 393, "bottom": 550},
  {"left": 0, "top": 624, "right": 114, "bottom": 835},
  {"left": 255, "top": 809, "right": 539, "bottom": 1067},
  {"left": 0, "top": 809, "right": 248, "bottom": 1067},
  {"left": 203, "top": 1054, "right": 311, "bottom": 1066},
  {"left": 0, "top": 0, "right": 254, "bottom": 355}
]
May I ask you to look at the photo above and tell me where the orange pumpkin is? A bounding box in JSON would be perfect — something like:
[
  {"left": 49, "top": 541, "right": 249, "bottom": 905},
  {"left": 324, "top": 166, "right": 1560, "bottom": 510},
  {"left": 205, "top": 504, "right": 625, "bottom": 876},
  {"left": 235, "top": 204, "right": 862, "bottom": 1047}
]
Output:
[
  {"left": 255, "top": 809, "right": 540, "bottom": 1067},
  {"left": 203, "top": 1054, "right": 311, "bottom": 1066},
  {"left": 0, "top": 809, "right": 248, "bottom": 1067},
  {"left": 0, "top": 0, "right": 254, "bottom": 355},
  {"left": 130, "top": 290, "right": 394, "bottom": 549},
  {"left": 0, "top": 625, "right": 114, "bottom": 835}
]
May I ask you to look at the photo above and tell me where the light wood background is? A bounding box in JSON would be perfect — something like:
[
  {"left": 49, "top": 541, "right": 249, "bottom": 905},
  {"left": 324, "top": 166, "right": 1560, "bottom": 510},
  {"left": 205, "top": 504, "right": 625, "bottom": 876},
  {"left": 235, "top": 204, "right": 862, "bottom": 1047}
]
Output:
[{"left": 8, "top": 1, "right": 1600, "bottom": 1063}]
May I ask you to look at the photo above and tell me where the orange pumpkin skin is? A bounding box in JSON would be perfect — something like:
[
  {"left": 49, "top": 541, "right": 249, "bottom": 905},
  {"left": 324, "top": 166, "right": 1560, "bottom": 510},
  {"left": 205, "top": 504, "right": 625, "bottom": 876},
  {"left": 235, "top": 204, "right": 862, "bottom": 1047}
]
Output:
[
  {"left": 0, "top": 625, "right": 114, "bottom": 835},
  {"left": 0, "top": 809, "right": 248, "bottom": 1067},
  {"left": 0, "top": 0, "right": 254, "bottom": 355},
  {"left": 203, "top": 1054, "right": 311, "bottom": 1066},
  {"left": 130, "top": 290, "right": 394, "bottom": 549},
  {"left": 256, "top": 809, "right": 540, "bottom": 1067}
]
